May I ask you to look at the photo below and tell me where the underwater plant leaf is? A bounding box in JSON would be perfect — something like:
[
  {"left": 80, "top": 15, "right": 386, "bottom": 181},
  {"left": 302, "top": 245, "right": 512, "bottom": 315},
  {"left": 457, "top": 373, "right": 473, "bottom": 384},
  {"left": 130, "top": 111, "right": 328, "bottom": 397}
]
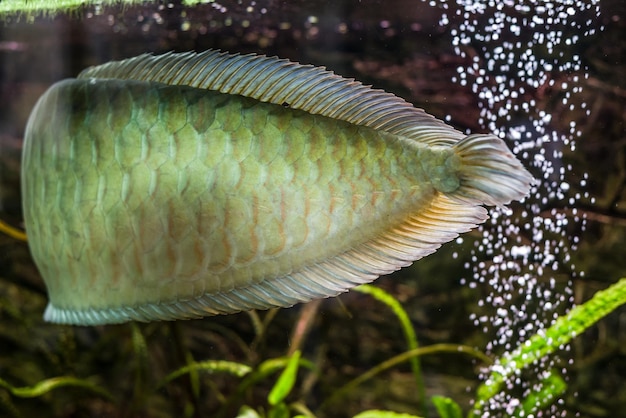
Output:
[
  {"left": 159, "top": 360, "right": 252, "bottom": 387},
  {"left": 0, "top": 0, "right": 145, "bottom": 16},
  {"left": 290, "top": 400, "right": 316, "bottom": 418},
  {"left": 218, "top": 356, "right": 315, "bottom": 417},
  {"left": 354, "top": 284, "right": 424, "bottom": 409},
  {"left": 321, "top": 344, "right": 490, "bottom": 410},
  {"left": 268, "top": 350, "right": 301, "bottom": 406},
  {"left": 236, "top": 405, "right": 262, "bottom": 418},
  {"left": 0, "top": 389, "right": 19, "bottom": 418},
  {"left": 431, "top": 396, "right": 462, "bottom": 418},
  {"left": 130, "top": 323, "right": 149, "bottom": 401},
  {"left": 514, "top": 370, "right": 567, "bottom": 416},
  {"left": 352, "top": 410, "right": 424, "bottom": 418},
  {"left": 247, "top": 310, "right": 265, "bottom": 340},
  {"left": 0, "top": 219, "right": 27, "bottom": 242},
  {"left": 240, "top": 356, "right": 314, "bottom": 393},
  {"left": 249, "top": 308, "right": 281, "bottom": 352},
  {"left": 169, "top": 322, "right": 202, "bottom": 400},
  {"left": 268, "top": 401, "right": 290, "bottom": 418},
  {"left": 473, "top": 277, "right": 626, "bottom": 414},
  {"left": 0, "top": 376, "right": 113, "bottom": 400}
]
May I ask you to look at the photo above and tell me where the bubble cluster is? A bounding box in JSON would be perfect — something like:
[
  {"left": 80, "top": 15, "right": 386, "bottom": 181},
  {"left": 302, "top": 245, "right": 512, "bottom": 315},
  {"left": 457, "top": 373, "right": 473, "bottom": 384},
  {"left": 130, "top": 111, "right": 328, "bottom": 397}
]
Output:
[{"left": 431, "top": 0, "right": 601, "bottom": 415}]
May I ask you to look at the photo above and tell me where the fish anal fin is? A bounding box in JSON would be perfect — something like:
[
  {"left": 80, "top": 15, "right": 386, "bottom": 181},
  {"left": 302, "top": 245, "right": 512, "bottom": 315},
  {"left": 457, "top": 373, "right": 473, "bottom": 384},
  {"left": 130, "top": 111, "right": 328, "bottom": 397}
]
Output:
[
  {"left": 43, "top": 194, "right": 488, "bottom": 325},
  {"left": 209, "top": 193, "right": 488, "bottom": 313}
]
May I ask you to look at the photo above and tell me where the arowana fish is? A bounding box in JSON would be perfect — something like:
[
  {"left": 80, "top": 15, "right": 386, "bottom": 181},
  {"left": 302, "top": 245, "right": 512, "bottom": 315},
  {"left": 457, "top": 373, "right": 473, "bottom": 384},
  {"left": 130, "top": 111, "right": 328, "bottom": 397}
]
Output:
[{"left": 21, "top": 50, "right": 533, "bottom": 325}]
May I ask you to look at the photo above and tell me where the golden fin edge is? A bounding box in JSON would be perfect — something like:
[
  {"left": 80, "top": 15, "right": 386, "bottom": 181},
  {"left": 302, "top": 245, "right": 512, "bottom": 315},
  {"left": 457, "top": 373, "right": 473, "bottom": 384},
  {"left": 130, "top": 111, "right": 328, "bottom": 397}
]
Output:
[
  {"left": 43, "top": 194, "right": 487, "bottom": 325},
  {"left": 77, "top": 50, "right": 465, "bottom": 146}
]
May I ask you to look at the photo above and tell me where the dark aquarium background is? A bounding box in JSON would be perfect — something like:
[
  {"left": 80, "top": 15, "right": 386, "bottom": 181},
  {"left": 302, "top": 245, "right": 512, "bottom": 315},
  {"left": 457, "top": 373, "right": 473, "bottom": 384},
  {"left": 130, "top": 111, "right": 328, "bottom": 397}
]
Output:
[{"left": 0, "top": 0, "right": 624, "bottom": 417}]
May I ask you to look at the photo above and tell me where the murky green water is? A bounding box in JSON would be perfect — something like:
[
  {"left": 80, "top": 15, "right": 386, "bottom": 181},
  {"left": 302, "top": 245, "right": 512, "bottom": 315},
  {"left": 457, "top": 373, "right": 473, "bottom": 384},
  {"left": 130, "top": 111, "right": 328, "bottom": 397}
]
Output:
[{"left": 0, "top": 1, "right": 624, "bottom": 417}]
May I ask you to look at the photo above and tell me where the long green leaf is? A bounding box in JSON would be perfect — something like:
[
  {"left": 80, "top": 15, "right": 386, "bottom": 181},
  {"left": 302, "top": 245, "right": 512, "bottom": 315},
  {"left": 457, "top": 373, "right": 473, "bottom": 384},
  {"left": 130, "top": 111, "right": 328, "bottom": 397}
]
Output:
[
  {"left": 236, "top": 405, "right": 262, "bottom": 418},
  {"left": 159, "top": 360, "right": 252, "bottom": 387},
  {"left": 354, "top": 285, "right": 425, "bottom": 412},
  {"left": 431, "top": 396, "right": 462, "bottom": 418},
  {"left": 217, "top": 356, "right": 314, "bottom": 418},
  {"left": 0, "top": 219, "right": 27, "bottom": 241},
  {"left": 322, "top": 344, "right": 490, "bottom": 409},
  {"left": 352, "top": 410, "right": 424, "bottom": 418},
  {"left": 515, "top": 370, "right": 567, "bottom": 416},
  {"left": 0, "top": 376, "right": 113, "bottom": 400},
  {"left": 268, "top": 350, "right": 301, "bottom": 406},
  {"left": 0, "top": 0, "right": 142, "bottom": 15}
]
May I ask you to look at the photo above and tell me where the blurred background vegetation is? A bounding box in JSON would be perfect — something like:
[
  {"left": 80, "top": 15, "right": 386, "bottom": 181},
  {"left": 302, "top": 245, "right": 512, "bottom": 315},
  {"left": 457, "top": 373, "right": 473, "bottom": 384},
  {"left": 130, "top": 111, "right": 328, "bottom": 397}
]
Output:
[{"left": 0, "top": 0, "right": 624, "bottom": 416}]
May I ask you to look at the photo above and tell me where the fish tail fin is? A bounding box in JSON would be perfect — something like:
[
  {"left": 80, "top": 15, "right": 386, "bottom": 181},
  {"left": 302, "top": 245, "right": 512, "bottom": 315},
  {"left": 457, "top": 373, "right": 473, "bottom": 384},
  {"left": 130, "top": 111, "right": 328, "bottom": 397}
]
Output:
[{"left": 450, "top": 134, "right": 534, "bottom": 207}]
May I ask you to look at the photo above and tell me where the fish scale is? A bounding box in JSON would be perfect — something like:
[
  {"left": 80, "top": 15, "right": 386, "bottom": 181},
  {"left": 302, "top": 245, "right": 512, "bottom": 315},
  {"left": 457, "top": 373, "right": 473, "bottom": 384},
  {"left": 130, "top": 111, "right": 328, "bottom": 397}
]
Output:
[
  {"left": 21, "top": 50, "right": 533, "bottom": 324},
  {"left": 24, "top": 77, "right": 430, "bottom": 320}
]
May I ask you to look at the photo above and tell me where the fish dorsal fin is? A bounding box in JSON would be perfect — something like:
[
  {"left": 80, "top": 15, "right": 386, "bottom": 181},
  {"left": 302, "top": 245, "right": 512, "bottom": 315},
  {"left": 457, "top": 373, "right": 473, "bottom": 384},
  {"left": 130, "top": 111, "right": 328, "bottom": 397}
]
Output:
[
  {"left": 78, "top": 50, "right": 464, "bottom": 146},
  {"left": 43, "top": 194, "right": 486, "bottom": 324}
]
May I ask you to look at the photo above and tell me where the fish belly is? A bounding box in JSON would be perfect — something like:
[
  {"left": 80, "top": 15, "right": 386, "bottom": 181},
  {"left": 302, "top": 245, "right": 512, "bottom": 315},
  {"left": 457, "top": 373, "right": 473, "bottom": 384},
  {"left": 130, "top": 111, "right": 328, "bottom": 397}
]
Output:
[{"left": 22, "top": 79, "right": 436, "bottom": 312}]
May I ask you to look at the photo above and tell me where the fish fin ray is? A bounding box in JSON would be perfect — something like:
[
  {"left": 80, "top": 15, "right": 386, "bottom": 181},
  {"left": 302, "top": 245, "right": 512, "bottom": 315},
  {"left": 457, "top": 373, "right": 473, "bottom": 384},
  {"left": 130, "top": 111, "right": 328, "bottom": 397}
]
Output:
[
  {"left": 451, "top": 134, "right": 535, "bottom": 207},
  {"left": 78, "top": 50, "right": 464, "bottom": 145},
  {"left": 43, "top": 195, "right": 487, "bottom": 325},
  {"left": 237, "top": 194, "right": 488, "bottom": 309}
]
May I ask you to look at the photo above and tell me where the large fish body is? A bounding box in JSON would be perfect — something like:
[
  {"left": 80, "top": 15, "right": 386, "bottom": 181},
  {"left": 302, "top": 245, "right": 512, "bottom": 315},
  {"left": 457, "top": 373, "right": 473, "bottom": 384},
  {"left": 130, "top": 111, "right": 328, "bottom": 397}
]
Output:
[{"left": 21, "top": 50, "right": 533, "bottom": 325}]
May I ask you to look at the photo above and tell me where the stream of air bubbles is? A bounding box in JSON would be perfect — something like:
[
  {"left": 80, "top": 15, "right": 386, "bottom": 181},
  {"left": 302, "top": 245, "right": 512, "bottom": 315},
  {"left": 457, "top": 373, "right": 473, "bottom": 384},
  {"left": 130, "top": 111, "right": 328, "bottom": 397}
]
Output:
[{"left": 431, "top": 0, "right": 601, "bottom": 415}]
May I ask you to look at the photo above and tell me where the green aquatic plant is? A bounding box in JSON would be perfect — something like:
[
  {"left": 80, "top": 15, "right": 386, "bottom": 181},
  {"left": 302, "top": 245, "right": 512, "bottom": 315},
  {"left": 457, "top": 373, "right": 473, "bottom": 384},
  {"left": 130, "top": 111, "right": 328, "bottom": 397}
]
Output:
[
  {"left": 426, "top": 278, "right": 626, "bottom": 418},
  {"left": 431, "top": 396, "right": 462, "bottom": 418},
  {"left": 0, "top": 376, "right": 113, "bottom": 400},
  {"left": 471, "top": 277, "right": 626, "bottom": 417},
  {"left": 352, "top": 411, "right": 424, "bottom": 418},
  {"left": 319, "top": 343, "right": 489, "bottom": 412},
  {"left": 0, "top": 0, "right": 173, "bottom": 17},
  {"left": 353, "top": 285, "right": 425, "bottom": 412},
  {"left": 1, "top": 255, "right": 623, "bottom": 417},
  {"left": 0, "top": 220, "right": 26, "bottom": 242},
  {"left": 0, "top": 215, "right": 624, "bottom": 416},
  {"left": 160, "top": 349, "right": 315, "bottom": 418}
]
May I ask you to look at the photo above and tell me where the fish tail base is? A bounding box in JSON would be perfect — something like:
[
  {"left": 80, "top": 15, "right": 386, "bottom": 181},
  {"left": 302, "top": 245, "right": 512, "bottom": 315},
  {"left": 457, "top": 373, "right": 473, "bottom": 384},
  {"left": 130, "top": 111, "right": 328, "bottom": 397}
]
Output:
[{"left": 451, "top": 134, "right": 534, "bottom": 207}]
